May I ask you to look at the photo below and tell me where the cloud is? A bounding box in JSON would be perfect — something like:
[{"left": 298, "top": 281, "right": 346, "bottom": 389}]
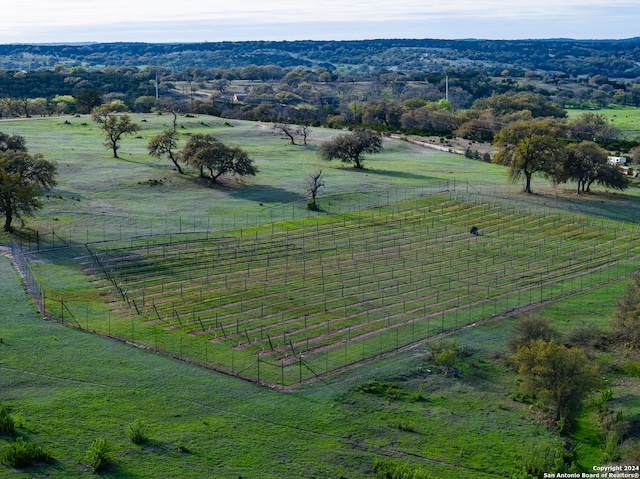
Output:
[{"left": 1, "top": 0, "right": 639, "bottom": 42}]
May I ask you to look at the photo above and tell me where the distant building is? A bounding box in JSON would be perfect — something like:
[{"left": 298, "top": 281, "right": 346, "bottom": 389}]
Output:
[{"left": 607, "top": 156, "right": 627, "bottom": 166}]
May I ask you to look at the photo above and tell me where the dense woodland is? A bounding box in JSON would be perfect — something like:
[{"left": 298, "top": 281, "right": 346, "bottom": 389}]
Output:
[{"left": 1, "top": 39, "right": 640, "bottom": 151}]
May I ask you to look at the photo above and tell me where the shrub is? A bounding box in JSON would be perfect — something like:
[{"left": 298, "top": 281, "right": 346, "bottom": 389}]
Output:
[
  {"left": 174, "top": 441, "right": 189, "bottom": 453},
  {"left": 516, "top": 442, "right": 574, "bottom": 478},
  {"left": 0, "top": 437, "right": 52, "bottom": 468},
  {"left": 428, "top": 340, "right": 466, "bottom": 367},
  {"left": 125, "top": 419, "right": 148, "bottom": 444},
  {"left": 83, "top": 438, "right": 113, "bottom": 473},
  {"left": 622, "top": 360, "right": 640, "bottom": 377},
  {"left": 0, "top": 405, "right": 15, "bottom": 435},
  {"left": 372, "top": 457, "right": 432, "bottom": 478},
  {"left": 357, "top": 380, "right": 401, "bottom": 398},
  {"left": 566, "top": 322, "right": 604, "bottom": 349},
  {"left": 507, "top": 315, "right": 560, "bottom": 352}
]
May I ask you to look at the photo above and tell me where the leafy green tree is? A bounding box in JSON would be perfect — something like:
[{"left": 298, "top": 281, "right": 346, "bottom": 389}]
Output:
[
  {"left": 362, "top": 99, "right": 403, "bottom": 127},
  {"left": 556, "top": 141, "right": 609, "bottom": 193},
  {"left": 472, "top": 91, "right": 566, "bottom": 118},
  {"left": 493, "top": 118, "right": 567, "bottom": 193},
  {"left": 318, "top": 129, "right": 383, "bottom": 169},
  {"left": 181, "top": 134, "right": 257, "bottom": 182},
  {"left": 612, "top": 274, "right": 640, "bottom": 348},
  {"left": 133, "top": 95, "right": 157, "bottom": 113},
  {"left": 74, "top": 89, "right": 103, "bottom": 114},
  {"left": 148, "top": 129, "right": 182, "bottom": 174},
  {"left": 513, "top": 339, "right": 601, "bottom": 423},
  {"left": 0, "top": 132, "right": 57, "bottom": 232},
  {"left": 51, "top": 95, "right": 76, "bottom": 115},
  {"left": 180, "top": 133, "right": 217, "bottom": 177},
  {"left": 92, "top": 112, "right": 141, "bottom": 158},
  {"left": 560, "top": 141, "right": 628, "bottom": 193}
]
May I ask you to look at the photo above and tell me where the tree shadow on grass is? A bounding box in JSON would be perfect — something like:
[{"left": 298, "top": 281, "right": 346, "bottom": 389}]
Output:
[
  {"left": 352, "top": 168, "right": 434, "bottom": 181},
  {"left": 223, "top": 183, "right": 305, "bottom": 204},
  {"left": 92, "top": 458, "right": 144, "bottom": 478}
]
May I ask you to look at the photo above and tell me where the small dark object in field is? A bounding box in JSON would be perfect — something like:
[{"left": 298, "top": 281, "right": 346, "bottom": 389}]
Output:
[{"left": 470, "top": 226, "right": 479, "bottom": 236}]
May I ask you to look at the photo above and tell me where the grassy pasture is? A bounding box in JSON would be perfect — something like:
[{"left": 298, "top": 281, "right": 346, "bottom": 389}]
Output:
[
  {"left": 0, "top": 253, "right": 587, "bottom": 478},
  {"left": 0, "top": 114, "right": 511, "bottom": 246},
  {"left": 566, "top": 106, "right": 640, "bottom": 140},
  {"left": 2, "top": 251, "right": 638, "bottom": 478},
  {"left": 2, "top": 115, "right": 640, "bottom": 476},
  {"left": 5, "top": 114, "right": 640, "bottom": 250},
  {"left": 27, "top": 192, "right": 640, "bottom": 387}
]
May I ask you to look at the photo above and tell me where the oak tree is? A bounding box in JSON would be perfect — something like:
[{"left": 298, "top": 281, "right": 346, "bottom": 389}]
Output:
[
  {"left": 181, "top": 134, "right": 257, "bottom": 182},
  {"left": 557, "top": 141, "right": 628, "bottom": 193},
  {"left": 0, "top": 132, "right": 57, "bottom": 232},
  {"left": 493, "top": 118, "right": 567, "bottom": 193},
  {"left": 92, "top": 111, "right": 141, "bottom": 158},
  {"left": 318, "top": 129, "right": 383, "bottom": 169},
  {"left": 148, "top": 129, "right": 182, "bottom": 174}
]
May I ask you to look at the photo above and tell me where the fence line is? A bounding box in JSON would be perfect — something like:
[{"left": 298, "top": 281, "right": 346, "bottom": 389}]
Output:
[
  {"left": 13, "top": 181, "right": 460, "bottom": 253},
  {"left": 15, "top": 179, "right": 632, "bottom": 254},
  {"left": 10, "top": 237, "right": 45, "bottom": 318},
  {"left": 9, "top": 191, "right": 640, "bottom": 387}
]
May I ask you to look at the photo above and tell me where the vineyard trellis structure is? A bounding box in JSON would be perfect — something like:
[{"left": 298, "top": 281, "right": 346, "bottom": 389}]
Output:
[{"left": 24, "top": 192, "right": 640, "bottom": 387}]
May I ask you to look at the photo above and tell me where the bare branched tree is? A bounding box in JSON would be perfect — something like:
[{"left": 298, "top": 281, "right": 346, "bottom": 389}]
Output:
[
  {"left": 296, "top": 124, "right": 310, "bottom": 145},
  {"left": 274, "top": 121, "right": 297, "bottom": 145},
  {"left": 305, "top": 169, "right": 325, "bottom": 210}
]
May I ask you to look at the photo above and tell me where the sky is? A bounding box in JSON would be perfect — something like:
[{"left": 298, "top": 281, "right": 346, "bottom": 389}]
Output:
[{"left": 2, "top": 0, "right": 639, "bottom": 44}]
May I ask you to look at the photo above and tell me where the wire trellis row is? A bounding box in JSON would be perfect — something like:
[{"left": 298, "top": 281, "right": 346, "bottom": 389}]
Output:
[{"left": 10, "top": 190, "right": 640, "bottom": 387}]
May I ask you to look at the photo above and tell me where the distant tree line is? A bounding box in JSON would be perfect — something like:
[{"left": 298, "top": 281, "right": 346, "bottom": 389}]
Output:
[{"left": 1, "top": 39, "right": 639, "bottom": 78}]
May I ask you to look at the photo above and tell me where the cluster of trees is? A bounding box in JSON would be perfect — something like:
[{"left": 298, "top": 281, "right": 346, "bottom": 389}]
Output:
[
  {"left": 506, "top": 281, "right": 640, "bottom": 465},
  {"left": 87, "top": 100, "right": 256, "bottom": 184},
  {"left": 493, "top": 117, "right": 629, "bottom": 194},
  {"left": 147, "top": 130, "right": 257, "bottom": 182},
  {"left": 2, "top": 39, "right": 639, "bottom": 78},
  {"left": 1, "top": 45, "right": 637, "bottom": 131}
]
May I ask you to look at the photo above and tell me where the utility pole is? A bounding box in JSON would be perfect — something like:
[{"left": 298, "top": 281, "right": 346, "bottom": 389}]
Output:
[{"left": 445, "top": 75, "right": 449, "bottom": 102}]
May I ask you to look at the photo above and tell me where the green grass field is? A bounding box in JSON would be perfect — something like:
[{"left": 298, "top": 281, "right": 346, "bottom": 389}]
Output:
[
  {"left": 2, "top": 251, "right": 638, "bottom": 478},
  {"left": 0, "top": 114, "right": 510, "bottom": 244},
  {"left": 3, "top": 113, "right": 640, "bottom": 248},
  {"left": 1, "top": 115, "right": 640, "bottom": 477},
  {"left": 26, "top": 193, "right": 640, "bottom": 387},
  {"left": 566, "top": 106, "right": 640, "bottom": 140}
]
